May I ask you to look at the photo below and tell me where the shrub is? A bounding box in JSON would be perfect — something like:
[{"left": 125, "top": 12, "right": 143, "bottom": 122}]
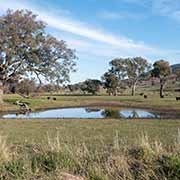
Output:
[{"left": 3, "top": 159, "right": 25, "bottom": 179}]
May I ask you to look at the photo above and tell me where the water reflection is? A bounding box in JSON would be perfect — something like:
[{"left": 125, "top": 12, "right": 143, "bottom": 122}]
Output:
[
  {"left": 85, "top": 108, "right": 101, "bottom": 113},
  {"left": 2, "top": 107, "right": 159, "bottom": 119},
  {"left": 101, "top": 109, "right": 124, "bottom": 118}
]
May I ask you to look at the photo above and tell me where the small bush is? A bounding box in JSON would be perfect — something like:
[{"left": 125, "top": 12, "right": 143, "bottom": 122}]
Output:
[
  {"left": 3, "top": 159, "right": 25, "bottom": 179},
  {"left": 156, "top": 155, "right": 180, "bottom": 179},
  {"left": 31, "top": 151, "right": 78, "bottom": 174},
  {"left": 31, "top": 151, "right": 59, "bottom": 173}
]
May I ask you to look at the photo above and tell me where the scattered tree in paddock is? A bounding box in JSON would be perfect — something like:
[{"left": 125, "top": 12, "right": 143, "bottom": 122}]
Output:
[
  {"left": 0, "top": 9, "right": 76, "bottom": 103},
  {"left": 16, "top": 78, "right": 36, "bottom": 96},
  {"left": 174, "top": 68, "right": 180, "bottom": 82},
  {"left": 67, "top": 84, "right": 80, "bottom": 93},
  {"left": 38, "top": 84, "right": 60, "bottom": 93},
  {"left": 151, "top": 60, "right": 171, "bottom": 98},
  {"left": 109, "top": 57, "right": 151, "bottom": 96},
  {"left": 102, "top": 72, "right": 120, "bottom": 96},
  {"left": 80, "top": 79, "right": 102, "bottom": 95}
]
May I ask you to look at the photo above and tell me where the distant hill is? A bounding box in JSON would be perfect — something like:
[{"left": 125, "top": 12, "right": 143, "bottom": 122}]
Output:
[{"left": 171, "top": 64, "right": 180, "bottom": 73}]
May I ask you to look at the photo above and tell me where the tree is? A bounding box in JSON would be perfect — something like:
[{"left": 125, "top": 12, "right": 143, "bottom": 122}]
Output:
[
  {"left": 67, "top": 84, "right": 80, "bottom": 93},
  {"left": 0, "top": 9, "right": 76, "bottom": 103},
  {"left": 102, "top": 72, "right": 119, "bottom": 96},
  {"left": 151, "top": 60, "right": 171, "bottom": 98},
  {"left": 110, "top": 57, "right": 151, "bottom": 96},
  {"left": 80, "top": 79, "right": 101, "bottom": 95},
  {"left": 174, "top": 68, "right": 180, "bottom": 82},
  {"left": 17, "top": 78, "right": 36, "bottom": 96}
]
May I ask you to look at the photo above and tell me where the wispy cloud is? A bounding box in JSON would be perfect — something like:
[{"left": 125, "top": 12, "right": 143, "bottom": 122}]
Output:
[
  {"left": 55, "top": 34, "right": 180, "bottom": 63},
  {"left": 98, "top": 10, "right": 144, "bottom": 20},
  {"left": 98, "top": 11, "right": 125, "bottom": 20},
  {"left": 0, "top": 0, "right": 159, "bottom": 54},
  {"left": 152, "top": 0, "right": 180, "bottom": 21},
  {"left": 0, "top": 0, "right": 179, "bottom": 63},
  {"left": 124, "top": 0, "right": 180, "bottom": 22},
  {"left": 119, "top": 0, "right": 180, "bottom": 22}
]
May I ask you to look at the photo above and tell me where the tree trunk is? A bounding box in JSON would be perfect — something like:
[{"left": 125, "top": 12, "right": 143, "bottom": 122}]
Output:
[
  {"left": 0, "top": 81, "right": 3, "bottom": 104},
  {"left": 160, "top": 79, "right": 165, "bottom": 98},
  {"left": 160, "top": 83, "right": 164, "bottom": 98},
  {"left": 113, "top": 89, "right": 117, "bottom": 96},
  {"left": 131, "top": 84, "right": 136, "bottom": 96}
]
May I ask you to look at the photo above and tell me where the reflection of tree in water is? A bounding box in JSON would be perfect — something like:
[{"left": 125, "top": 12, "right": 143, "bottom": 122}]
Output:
[
  {"left": 85, "top": 108, "right": 101, "bottom": 113},
  {"left": 101, "top": 109, "right": 124, "bottom": 118},
  {"left": 130, "top": 110, "right": 139, "bottom": 118}
]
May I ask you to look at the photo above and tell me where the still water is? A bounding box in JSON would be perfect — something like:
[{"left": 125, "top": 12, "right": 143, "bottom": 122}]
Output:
[{"left": 2, "top": 107, "right": 160, "bottom": 119}]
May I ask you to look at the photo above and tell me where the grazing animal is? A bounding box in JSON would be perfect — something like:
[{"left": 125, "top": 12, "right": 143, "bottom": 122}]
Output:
[
  {"left": 144, "top": 95, "right": 148, "bottom": 99},
  {"left": 176, "top": 97, "right": 180, "bottom": 101},
  {"left": 53, "top": 97, "right": 57, "bottom": 101},
  {"left": 47, "top": 97, "right": 51, "bottom": 100},
  {"left": 140, "top": 93, "right": 144, "bottom": 96}
]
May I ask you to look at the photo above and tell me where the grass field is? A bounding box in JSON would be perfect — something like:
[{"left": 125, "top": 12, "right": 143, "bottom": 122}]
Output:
[
  {"left": 2, "top": 93, "right": 180, "bottom": 112},
  {"left": 0, "top": 119, "right": 180, "bottom": 179},
  {"left": 0, "top": 93, "right": 180, "bottom": 179},
  {"left": 0, "top": 118, "right": 180, "bottom": 147}
]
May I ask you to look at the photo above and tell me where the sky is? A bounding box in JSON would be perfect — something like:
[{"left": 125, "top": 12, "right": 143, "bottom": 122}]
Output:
[{"left": 0, "top": 0, "right": 180, "bottom": 83}]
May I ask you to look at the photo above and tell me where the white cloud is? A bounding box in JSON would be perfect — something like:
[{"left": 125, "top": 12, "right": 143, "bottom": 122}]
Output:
[
  {"left": 120, "top": 0, "right": 180, "bottom": 22},
  {"left": 0, "top": 0, "right": 179, "bottom": 63},
  {"left": 0, "top": 0, "right": 159, "bottom": 53},
  {"left": 98, "top": 11, "right": 125, "bottom": 20},
  {"left": 151, "top": 0, "right": 180, "bottom": 22},
  {"left": 98, "top": 10, "right": 144, "bottom": 20}
]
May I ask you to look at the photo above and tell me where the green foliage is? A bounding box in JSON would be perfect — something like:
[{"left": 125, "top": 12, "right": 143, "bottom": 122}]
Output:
[
  {"left": 156, "top": 155, "right": 180, "bottom": 179},
  {"left": 2, "top": 159, "right": 25, "bottom": 179},
  {"left": 80, "top": 79, "right": 101, "bottom": 95},
  {"left": 31, "top": 151, "right": 78, "bottom": 174},
  {"left": 152, "top": 60, "right": 171, "bottom": 79},
  {"left": 102, "top": 72, "right": 120, "bottom": 96},
  {"left": 31, "top": 152, "right": 59, "bottom": 173},
  {"left": 152, "top": 60, "right": 172, "bottom": 97},
  {"left": 109, "top": 57, "right": 151, "bottom": 95},
  {"left": 0, "top": 9, "right": 76, "bottom": 88}
]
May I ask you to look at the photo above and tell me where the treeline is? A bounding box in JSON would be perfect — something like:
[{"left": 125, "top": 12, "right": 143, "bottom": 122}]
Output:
[
  {"left": 4, "top": 78, "right": 61, "bottom": 95},
  {"left": 0, "top": 9, "right": 180, "bottom": 98},
  {"left": 68, "top": 58, "right": 180, "bottom": 97}
]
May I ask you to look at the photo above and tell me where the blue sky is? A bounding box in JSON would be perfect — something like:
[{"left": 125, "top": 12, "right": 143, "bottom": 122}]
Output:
[{"left": 0, "top": 0, "right": 180, "bottom": 83}]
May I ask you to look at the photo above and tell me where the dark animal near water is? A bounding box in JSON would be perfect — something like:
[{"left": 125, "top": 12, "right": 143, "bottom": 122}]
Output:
[
  {"left": 140, "top": 93, "right": 144, "bottom": 96},
  {"left": 144, "top": 95, "right": 148, "bottom": 99},
  {"left": 53, "top": 97, "right": 57, "bottom": 101},
  {"left": 47, "top": 97, "right": 51, "bottom": 100},
  {"left": 176, "top": 97, "right": 180, "bottom": 101}
]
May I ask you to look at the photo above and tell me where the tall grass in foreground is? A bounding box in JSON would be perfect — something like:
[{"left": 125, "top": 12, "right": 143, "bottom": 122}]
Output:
[{"left": 0, "top": 132, "right": 180, "bottom": 179}]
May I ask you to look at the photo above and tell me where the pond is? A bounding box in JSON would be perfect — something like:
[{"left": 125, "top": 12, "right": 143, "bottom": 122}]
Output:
[{"left": 2, "top": 107, "right": 160, "bottom": 119}]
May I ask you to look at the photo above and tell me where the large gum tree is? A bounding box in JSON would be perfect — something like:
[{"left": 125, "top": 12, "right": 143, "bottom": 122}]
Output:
[
  {"left": 110, "top": 57, "right": 151, "bottom": 96},
  {"left": 0, "top": 10, "right": 76, "bottom": 103},
  {"left": 152, "top": 60, "right": 171, "bottom": 98}
]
